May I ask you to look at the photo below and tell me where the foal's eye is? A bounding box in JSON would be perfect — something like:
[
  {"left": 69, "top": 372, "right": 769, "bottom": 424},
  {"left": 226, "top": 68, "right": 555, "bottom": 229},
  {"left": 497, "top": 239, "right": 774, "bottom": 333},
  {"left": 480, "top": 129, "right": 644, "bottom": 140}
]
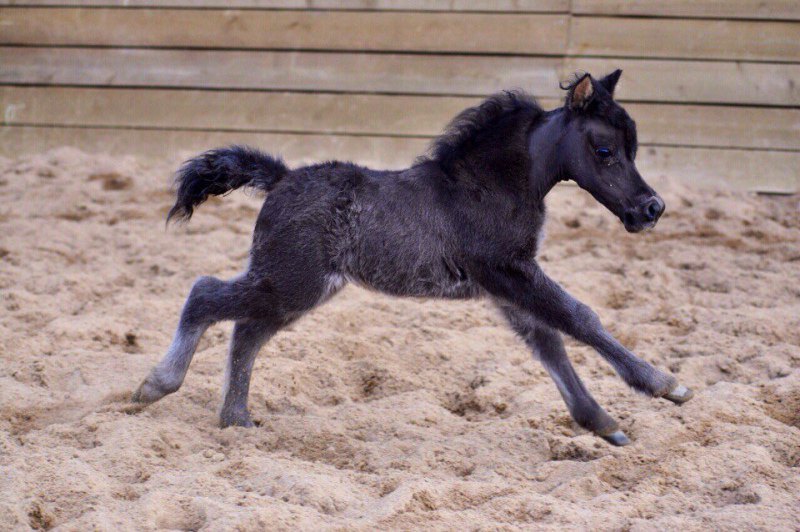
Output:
[{"left": 595, "top": 147, "right": 613, "bottom": 160}]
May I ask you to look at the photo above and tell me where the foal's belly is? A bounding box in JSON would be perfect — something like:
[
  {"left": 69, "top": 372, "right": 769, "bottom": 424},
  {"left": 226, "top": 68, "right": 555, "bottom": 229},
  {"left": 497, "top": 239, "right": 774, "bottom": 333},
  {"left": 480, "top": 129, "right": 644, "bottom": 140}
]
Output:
[
  {"left": 342, "top": 252, "right": 481, "bottom": 300},
  {"left": 339, "top": 238, "right": 481, "bottom": 300},
  {"left": 338, "top": 178, "right": 482, "bottom": 299},
  {"left": 349, "top": 271, "right": 481, "bottom": 300}
]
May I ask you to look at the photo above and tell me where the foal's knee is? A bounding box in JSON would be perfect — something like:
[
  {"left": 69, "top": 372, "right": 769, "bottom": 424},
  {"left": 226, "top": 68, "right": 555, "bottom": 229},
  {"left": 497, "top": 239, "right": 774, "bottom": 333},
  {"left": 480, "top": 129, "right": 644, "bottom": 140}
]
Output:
[{"left": 570, "top": 302, "right": 604, "bottom": 341}]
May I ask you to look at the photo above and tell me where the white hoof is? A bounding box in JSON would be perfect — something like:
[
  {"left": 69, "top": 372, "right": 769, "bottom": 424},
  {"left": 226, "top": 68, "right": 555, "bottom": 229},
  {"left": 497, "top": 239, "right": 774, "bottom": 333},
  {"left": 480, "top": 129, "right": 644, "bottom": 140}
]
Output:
[{"left": 664, "top": 384, "right": 694, "bottom": 405}]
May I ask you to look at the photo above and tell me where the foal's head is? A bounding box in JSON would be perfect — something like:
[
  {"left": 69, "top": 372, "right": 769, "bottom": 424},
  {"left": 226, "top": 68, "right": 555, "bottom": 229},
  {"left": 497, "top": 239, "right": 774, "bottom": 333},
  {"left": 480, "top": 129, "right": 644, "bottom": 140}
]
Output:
[{"left": 556, "top": 70, "right": 664, "bottom": 232}]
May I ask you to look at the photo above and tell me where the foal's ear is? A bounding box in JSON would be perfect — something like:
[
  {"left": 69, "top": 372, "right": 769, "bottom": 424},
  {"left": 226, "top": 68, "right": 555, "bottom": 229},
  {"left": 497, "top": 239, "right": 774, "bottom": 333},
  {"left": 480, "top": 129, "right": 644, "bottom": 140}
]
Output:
[
  {"left": 566, "top": 74, "right": 594, "bottom": 110},
  {"left": 599, "top": 69, "right": 623, "bottom": 97}
]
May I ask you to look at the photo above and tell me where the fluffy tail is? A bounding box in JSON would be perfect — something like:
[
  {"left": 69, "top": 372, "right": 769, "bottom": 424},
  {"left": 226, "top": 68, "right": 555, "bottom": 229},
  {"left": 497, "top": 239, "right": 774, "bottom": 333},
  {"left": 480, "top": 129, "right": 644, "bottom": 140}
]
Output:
[{"left": 167, "top": 145, "right": 288, "bottom": 223}]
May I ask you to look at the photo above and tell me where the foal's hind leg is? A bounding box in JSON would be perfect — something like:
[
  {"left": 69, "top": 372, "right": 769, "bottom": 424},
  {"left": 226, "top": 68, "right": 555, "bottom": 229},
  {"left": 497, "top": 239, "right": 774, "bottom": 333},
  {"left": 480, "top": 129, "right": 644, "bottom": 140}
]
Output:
[
  {"left": 500, "top": 304, "right": 629, "bottom": 445},
  {"left": 132, "top": 275, "right": 255, "bottom": 404},
  {"left": 217, "top": 273, "right": 345, "bottom": 427},
  {"left": 218, "top": 319, "right": 278, "bottom": 428}
]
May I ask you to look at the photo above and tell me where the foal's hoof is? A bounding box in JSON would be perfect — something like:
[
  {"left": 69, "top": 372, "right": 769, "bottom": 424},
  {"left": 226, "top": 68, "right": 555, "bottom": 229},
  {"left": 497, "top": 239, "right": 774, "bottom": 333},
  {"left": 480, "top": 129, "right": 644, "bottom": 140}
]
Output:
[
  {"left": 219, "top": 409, "right": 255, "bottom": 429},
  {"left": 664, "top": 384, "right": 694, "bottom": 405},
  {"left": 599, "top": 430, "right": 631, "bottom": 447},
  {"left": 131, "top": 380, "right": 166, "bottom": 404}
]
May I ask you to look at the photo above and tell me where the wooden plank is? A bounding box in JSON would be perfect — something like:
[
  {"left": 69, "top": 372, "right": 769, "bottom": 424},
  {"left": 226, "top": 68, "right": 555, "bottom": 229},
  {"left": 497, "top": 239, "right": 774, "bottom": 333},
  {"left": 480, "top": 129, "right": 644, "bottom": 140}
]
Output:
[
  {"left": 3, "top": 86, "right": 799, "bottom": 150},
  {"left": 4, "top": 47, "right": 797, "bottom": 106},
  {"left": 624, "top": 103, "right": 800, "bottom": 151},
  {"left": 11, "top": 0, "right": 797, "bottom": 18},
  {"left": 0, "top": 8, "right": 569, "bottom": 55},
  {"left": 0, "top": 47, "right": 565, "bottom": 97},
  {"left": 0, "top": 0, "right": 569, "bottom": 12},
  {"left": 1, "top": 125, "right": 796, "bottom": 192},
  {"left": 570, "top": 16, "right": 800, "bottom": 62},
  {"left": 0, "top": 86, "right": 482, "bottom": 136},
  {"left": 563, "top": 58, "right": 800, "bottom": 106},
  {"left": 635, "top": 145, "right": 799, "bottom": 193},
  {"left": 573, "top": 0, "right": 800, "bottom": 21},
  {"left": 0, "top": 86, "right": 556, "bottom": 137}
]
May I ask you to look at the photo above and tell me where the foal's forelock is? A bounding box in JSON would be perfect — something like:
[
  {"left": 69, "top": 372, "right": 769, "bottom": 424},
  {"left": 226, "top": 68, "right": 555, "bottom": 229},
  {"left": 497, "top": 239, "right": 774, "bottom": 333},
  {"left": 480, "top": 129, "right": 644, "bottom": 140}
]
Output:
[{"left": 601, "top": 103, "right": 639, "bottom": 160}]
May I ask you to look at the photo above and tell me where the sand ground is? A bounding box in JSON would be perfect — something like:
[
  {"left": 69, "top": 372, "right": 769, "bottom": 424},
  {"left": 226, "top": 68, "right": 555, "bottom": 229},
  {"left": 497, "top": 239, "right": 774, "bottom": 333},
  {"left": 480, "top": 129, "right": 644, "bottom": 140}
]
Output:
[{"left": 0, "top": 148, "right": 798, "bottom": 530}]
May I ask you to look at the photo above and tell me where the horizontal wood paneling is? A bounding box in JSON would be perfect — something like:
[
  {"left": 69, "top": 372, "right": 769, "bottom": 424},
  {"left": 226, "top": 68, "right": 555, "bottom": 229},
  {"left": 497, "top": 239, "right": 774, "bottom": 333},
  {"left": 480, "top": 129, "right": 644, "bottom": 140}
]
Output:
[
  {"left": 0, "top": 47, "right": 565, "bottom": 97},
  {"left": 2, "top": 125, "right": 795, "bottom": 192},
  {"left": 563, "top": 58, "right": 800, "bottom": 106},
  {"left": 635, "top": 145, "right": 799, "bottom": 193},
  {"left": 3, "top": 0, "right": 796, "bottom": 19},
  {"left": 626, "top": 104, "right": 800, "bottom": 151},
  {"left": 5, "top": 8, "right": 798, "bottom": 61},
  {"left": 0, "top": 8, "right": 569, "bottom": 54},
  {"left": 570, "top": 17, "right": 800, "bottom": 62},
  {"left": 0, "top": 0, "right": 569, "bottom": 11},
  {"left": 4, "top": 48, "right": 799, "bottom": 106},
  {"left": 0, "top": 87, "right": 482, "bottom": 136},
  {"left": 0, "top": 3, "right": 796, "bottom": 193},
  {"left": 3, "top": 87, "right": 799, "bottom": 151},
  {"left": 573, "top": 0, "right": 800, "bottom": 20}
]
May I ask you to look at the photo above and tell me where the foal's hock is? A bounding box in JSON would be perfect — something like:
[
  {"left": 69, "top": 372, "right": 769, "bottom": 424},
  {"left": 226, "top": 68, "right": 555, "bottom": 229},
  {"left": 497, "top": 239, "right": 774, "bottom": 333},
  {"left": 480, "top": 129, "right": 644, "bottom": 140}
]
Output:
[{"left": 132, "top": 71, "right": 693, "bottom": 446}]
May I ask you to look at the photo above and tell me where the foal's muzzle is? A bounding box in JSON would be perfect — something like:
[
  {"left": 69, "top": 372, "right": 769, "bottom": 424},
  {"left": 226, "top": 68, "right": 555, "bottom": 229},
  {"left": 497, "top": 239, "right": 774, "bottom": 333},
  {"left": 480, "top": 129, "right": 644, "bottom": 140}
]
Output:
[{"left": 623, "top": 196, "right": 665, "bottom": 233}]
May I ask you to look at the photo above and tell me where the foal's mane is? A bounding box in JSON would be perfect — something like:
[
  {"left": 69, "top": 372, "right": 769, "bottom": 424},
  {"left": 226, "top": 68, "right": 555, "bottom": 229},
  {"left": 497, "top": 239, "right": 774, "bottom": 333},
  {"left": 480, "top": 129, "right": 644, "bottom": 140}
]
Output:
[{"left": 421, "top": 90, "right": 544, "bottom": 169}]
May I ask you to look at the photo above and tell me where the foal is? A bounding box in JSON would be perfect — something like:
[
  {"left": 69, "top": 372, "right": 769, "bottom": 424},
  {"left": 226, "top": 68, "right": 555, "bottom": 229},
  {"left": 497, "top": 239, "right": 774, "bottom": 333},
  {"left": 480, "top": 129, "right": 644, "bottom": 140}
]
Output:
[{"left": 133, "top": 71, "right": 693, "bottom": 446}]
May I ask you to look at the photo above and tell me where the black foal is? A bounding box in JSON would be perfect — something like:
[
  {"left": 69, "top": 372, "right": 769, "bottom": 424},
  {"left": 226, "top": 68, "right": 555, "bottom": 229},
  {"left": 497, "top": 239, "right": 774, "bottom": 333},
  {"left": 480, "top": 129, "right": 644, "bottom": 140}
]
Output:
[{"left": 133, "top": 70, "right": 693, "bottom": 446}]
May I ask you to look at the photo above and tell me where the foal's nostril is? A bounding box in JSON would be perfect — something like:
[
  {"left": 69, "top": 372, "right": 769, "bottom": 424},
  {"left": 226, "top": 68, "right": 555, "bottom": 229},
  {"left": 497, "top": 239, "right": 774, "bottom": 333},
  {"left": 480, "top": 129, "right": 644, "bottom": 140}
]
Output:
[
  {"left": 647, "top": 202, "right": 658, "bottom": 220},
  {"left": 643, "top": 197, "right": 664, "bottom": 222}
]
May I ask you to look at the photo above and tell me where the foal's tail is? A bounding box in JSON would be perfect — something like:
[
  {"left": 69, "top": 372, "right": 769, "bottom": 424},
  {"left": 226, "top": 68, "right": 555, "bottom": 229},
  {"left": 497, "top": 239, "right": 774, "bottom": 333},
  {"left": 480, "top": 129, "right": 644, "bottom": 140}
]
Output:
[{"left": 167, "top": 145, "right": 288, "bottom": 223}]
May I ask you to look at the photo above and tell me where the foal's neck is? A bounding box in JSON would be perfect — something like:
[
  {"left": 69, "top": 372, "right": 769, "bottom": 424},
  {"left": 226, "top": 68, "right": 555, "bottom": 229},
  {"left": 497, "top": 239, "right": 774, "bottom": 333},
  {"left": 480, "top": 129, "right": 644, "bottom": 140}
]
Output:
[{"left": 526, "top": 108, "right": 567, "bottom": 203}]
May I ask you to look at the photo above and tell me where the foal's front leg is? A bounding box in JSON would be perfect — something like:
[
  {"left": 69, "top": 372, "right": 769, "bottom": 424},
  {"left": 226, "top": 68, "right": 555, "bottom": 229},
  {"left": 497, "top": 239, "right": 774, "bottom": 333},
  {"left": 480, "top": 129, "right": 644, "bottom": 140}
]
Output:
[
  {"left": 499, "top": 303, "right": 630, "bottom": 445},
  {"left": 479, "top": 261, "right": 692, "bottom": 403}
]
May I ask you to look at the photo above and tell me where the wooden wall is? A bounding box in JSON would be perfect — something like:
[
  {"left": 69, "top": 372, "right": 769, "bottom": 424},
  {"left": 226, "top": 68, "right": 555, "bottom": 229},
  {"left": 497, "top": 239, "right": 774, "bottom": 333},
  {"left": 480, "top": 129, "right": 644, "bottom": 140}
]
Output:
[{"left": 0, "top": 1, "right": 798, "bottom": 191}]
